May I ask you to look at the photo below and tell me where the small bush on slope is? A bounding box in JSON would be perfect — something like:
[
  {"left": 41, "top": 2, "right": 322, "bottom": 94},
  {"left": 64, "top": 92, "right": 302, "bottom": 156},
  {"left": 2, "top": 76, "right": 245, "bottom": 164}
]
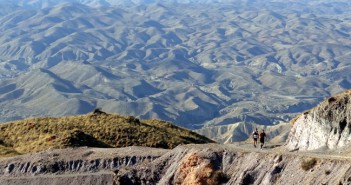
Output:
[
  {"left": 0, "top": 113, "right": 214, "bottom": 157},
  {"left": 301, "top": 158, "right": 317, "bottom": 171}
]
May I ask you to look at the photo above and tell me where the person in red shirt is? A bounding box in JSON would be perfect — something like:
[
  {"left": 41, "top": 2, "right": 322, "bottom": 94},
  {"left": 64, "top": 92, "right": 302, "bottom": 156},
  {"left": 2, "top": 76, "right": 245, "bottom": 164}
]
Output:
[{"left": 259, "top": 129, "right": 267, "bottom": 149}]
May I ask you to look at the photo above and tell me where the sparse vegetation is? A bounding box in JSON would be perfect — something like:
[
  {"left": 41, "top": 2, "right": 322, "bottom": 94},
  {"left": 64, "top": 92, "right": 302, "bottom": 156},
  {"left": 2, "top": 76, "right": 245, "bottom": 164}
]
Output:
[
  {"left": 301, "top": 158, "right": 317, "bottom": 171},
  {"left": 290, "top": 114, "right": 302, "bottom": 125},
  {"left": 211, "top": 170, "right": 230, "bottom": 184},
  {"left": 325, "top": 170, "right": 331, "bottom": 175},
  {"left": 242, "top": 173, "right": 255, "bottom": 185},
  {"left": 303, "top": 110, "right": 310, "bottom": 115},
  {"left": 92, "top": 108, "right": 107, "bottom": 115},
  {"left": 0, "top": 112, "right": 214, "bottom": 158},
  {"left": 0, "top": 145, "right": 20, "bottom": 158},
  {"left": 328, "top": 97, "right": 337, "bottom": 103}
]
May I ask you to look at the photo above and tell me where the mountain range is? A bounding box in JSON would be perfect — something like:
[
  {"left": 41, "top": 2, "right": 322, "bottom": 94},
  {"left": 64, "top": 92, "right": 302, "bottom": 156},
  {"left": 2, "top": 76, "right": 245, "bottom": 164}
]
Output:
[{"left": 0, "top": 0, "right": 351, "bottom": 140}]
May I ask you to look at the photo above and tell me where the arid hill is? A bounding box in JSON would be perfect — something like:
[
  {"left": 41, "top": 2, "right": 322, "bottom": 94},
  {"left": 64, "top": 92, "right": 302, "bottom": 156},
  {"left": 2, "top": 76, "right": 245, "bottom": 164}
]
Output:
[{"left": 0, "top": 111, "right": 213, "bottom": 158}]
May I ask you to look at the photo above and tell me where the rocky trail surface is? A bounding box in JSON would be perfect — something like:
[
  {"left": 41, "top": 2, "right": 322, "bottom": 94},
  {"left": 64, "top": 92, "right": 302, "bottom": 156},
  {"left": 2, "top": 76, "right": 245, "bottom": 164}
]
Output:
[
  {"left": 1, "top": 144, "right": 351, "bottom": 185},
  {"left": 113, "top": 144, "right": 351, "bottom": 185}
]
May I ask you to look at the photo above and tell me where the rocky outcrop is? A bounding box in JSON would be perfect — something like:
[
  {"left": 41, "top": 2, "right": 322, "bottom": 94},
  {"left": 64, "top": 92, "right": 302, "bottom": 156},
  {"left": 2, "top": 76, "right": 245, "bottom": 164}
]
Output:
[
  {"left": 286, "top": 89, "right": 351, "bottom": 151},
  {"left": 1, "top": 155, "right": 155, "bottom": 177},
  {"left": 0, "top": 147, "right": 167, "bottom": 177},
  {"left": 114, "top": 144, "right": 351, "bottom": 185}
]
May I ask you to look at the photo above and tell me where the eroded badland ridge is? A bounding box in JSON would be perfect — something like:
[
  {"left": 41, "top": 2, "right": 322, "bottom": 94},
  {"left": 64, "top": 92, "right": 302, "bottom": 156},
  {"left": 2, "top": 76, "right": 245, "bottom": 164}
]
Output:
[{"left": 1, "top": 89, "right": 351, "bottom": 184}]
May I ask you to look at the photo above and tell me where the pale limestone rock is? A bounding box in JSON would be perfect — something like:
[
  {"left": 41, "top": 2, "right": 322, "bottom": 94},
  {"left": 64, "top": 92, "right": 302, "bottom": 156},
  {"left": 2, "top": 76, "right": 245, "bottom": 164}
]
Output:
[{"left": 286, "top": 90, "right": 351, "bottom": 151}]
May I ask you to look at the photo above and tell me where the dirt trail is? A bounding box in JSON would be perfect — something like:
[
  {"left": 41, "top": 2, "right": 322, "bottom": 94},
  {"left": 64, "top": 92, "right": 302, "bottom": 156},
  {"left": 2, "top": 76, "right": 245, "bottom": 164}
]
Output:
[{"left": 230, "top": 141, "right": 351, "bottom": 161}]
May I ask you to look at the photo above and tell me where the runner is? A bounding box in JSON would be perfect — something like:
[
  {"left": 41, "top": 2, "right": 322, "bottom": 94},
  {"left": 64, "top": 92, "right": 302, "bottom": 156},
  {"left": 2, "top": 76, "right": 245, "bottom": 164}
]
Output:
[
  {"left": 252, "top": 128, "right": 259, "bottom": 148},
  {"left": 259, "top": 129, "right": 267, "bottom": 149}
]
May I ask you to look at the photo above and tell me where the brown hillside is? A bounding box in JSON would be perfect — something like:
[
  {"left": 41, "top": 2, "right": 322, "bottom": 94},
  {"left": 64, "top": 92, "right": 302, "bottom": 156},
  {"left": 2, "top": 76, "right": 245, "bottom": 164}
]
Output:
[{"left": 0, "top": 112, "right": 214, "bottom": 158}]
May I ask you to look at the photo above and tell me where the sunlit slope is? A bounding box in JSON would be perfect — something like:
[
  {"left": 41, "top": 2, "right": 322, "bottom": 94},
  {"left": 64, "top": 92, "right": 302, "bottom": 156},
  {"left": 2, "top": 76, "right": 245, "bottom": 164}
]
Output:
[{"left": 0, "top": 112, "right": 214, "bottom": 157}]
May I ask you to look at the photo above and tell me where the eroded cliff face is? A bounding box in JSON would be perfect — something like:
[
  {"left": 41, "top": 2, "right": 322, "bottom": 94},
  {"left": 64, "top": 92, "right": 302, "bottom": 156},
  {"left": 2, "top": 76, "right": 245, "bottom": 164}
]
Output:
[
  {"left": 2, "top": 144, "right": 351, "bottom": 185},
  {"left": 114, "top": 144, "right": 351, "bottom": 185},
  {"left": 0, "top": 147, "right": 167, "bottom": 177},
  {"left": 286, "top": 90, "right": 351, "bottom": 151}
]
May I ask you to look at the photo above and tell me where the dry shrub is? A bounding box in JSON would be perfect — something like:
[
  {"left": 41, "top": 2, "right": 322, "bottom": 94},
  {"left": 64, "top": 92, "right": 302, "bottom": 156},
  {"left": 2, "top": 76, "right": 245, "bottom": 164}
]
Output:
[
  {"left": 325, "top": 170, "right": 331, "bottom": 175},
  {"left": 301, "top": 158, "right": 317, "bottom": 171},
  {"left": 328, "top": 97, "right": 337, "bottom": 103},
  {"left": 290, "top": 114, "right": 301, "bottom": 125}
]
